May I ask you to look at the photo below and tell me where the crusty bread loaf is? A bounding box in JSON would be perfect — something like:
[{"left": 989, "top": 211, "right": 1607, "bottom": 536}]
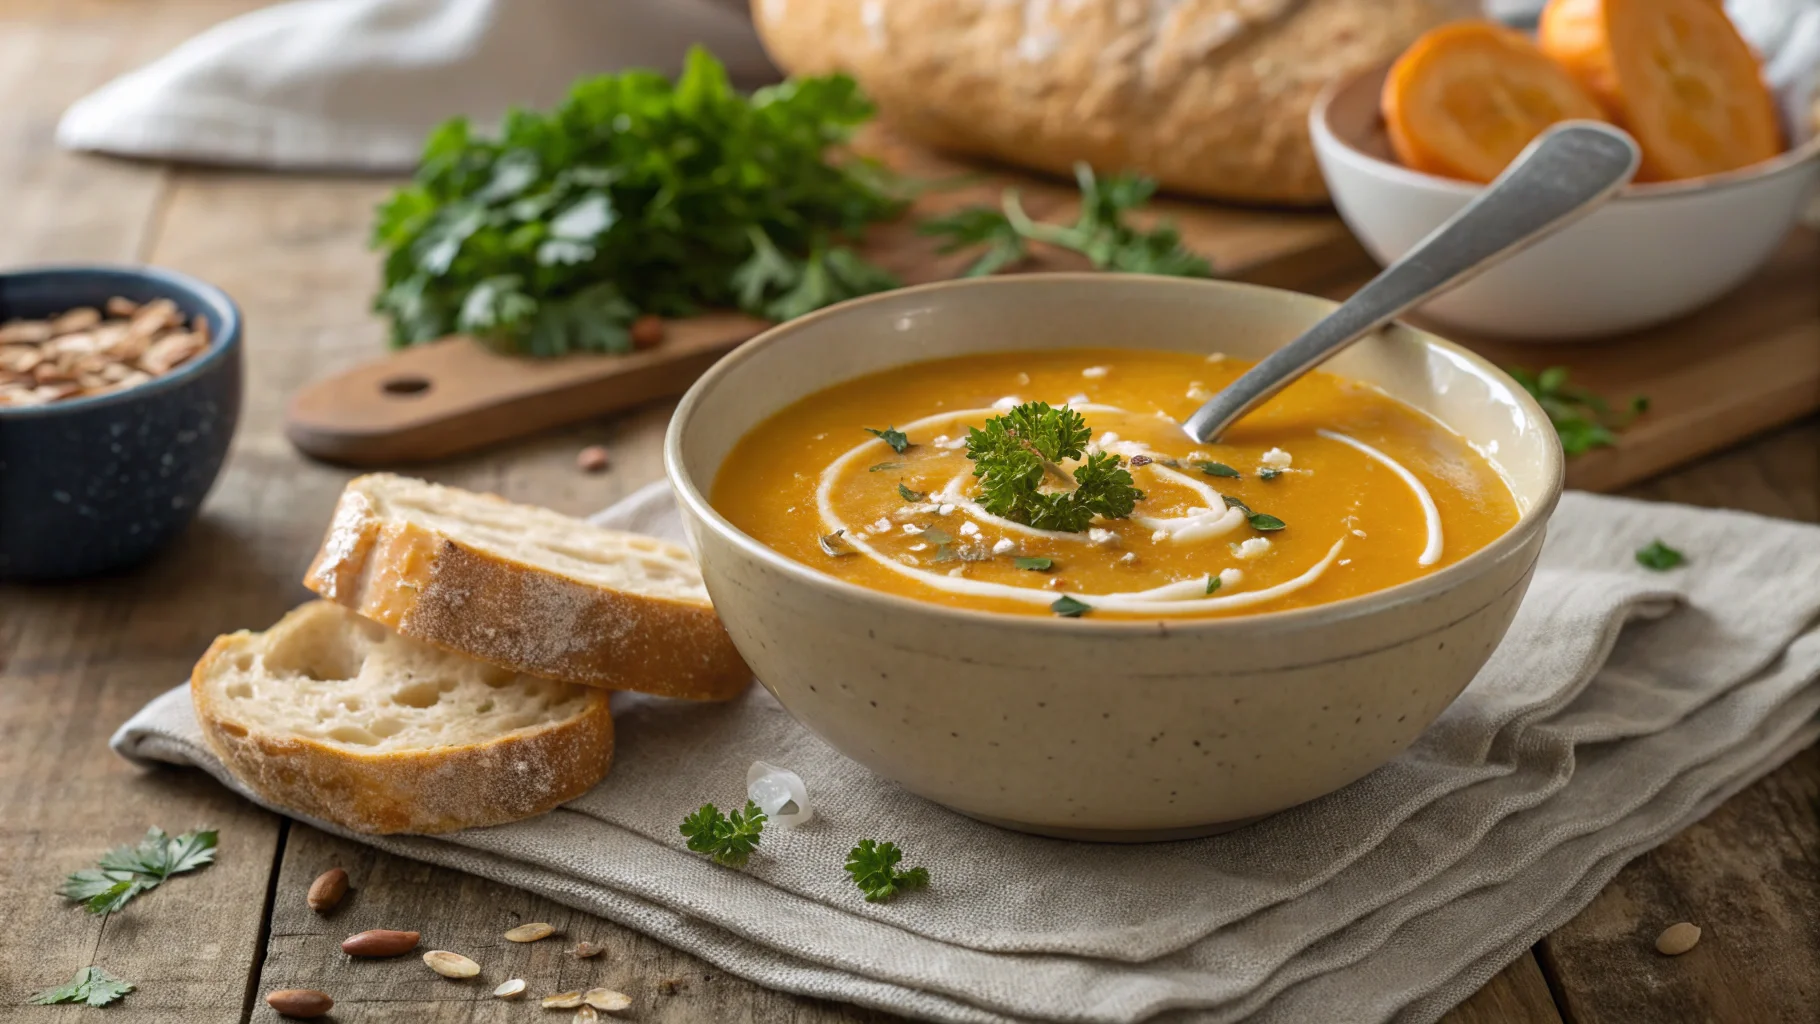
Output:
[
  {"left": 752, "top": 0, "right": 1476, "bottom": 204},
  {"left": 192, "top": 601, "right": 614, "bottom": 834},
  {"left": 304, "top": 474, "right": 749, "bottom": 701}
]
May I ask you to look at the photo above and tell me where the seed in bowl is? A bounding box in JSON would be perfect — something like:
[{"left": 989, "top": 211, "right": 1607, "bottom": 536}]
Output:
[{"left": 0, "top": 297, "right": 211, "bottom": 407}]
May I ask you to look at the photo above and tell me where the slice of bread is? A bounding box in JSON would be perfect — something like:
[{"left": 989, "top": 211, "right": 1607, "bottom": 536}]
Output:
[
  {"left": 303, "top": 473, "right": 749, "bottom": 701},
  {"left": 192, "top": 601, "right": 615, "bottom": 835}
]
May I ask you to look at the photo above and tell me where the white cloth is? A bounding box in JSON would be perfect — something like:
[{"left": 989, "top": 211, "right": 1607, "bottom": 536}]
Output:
[
  {"left": 57, "top": 0, "right": 775, "bottom": 170},
  {"left": 113, "top": 484, "right": 1820, "bottom": 1024}
]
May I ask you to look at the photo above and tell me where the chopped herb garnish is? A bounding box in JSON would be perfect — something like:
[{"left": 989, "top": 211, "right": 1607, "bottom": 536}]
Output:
[
  {"left": 868, "top": 462, "right": 905, "bottom": 472},
  {"left": 965, "top": 402, "right": 1144, "bottom": 532},
  {"left": 919, "top": 163, "right": 1211, "bottom": 278},
  {"left": 1198, "top": 461, "right": 1241, "bottom": 478},
  {"left": 1507, "top": 365, "right": 1648, "bottom": 456},
  {"left": 680, "top": 801, "right": 767, "bottom": 868},
  {"left": 1635, "top": 540, "right": 1686, "bottom": 571},
  {"left": 1259, "top": 468, "right": 1283, "bottom": 481},
  {"left": 1014, "top": 557, "right": 1054, "bottom": 572},
  {"left": 29, "top": 966, "right": 134, "bottom": 1007},
  {"left": 59, "top": 827, "right": 218, "bottom": 915},
  {"left": 866, "top": 426, "right": 911, "bottom": 454},
  {"left": 1051, "top": 595, "right": 1092, "bottom": 618},
  {"left": 1248, "top": 513, "right": 1286, "bottom": 532},
  {"left": 819, "top": 531, "right": 855, "bottom": 557},
  {"left": 1205, "top": 575, "right": 1222, "bottom": 594},
  {"left": 897, "top": 483, "right": 927, "bottom": 502},
  {"left": 844, "top": 840, "right": 930, "bottom": 903}
]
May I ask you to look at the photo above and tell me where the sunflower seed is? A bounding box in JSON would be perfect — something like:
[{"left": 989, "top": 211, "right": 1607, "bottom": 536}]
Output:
[
  {"left": 494, "top": 978, "right": 527, "bottom": 999},
  {"left": 570, "top": 941, "right": 604, "bottom": 958},
  {"left": 584, "top": 987, "right": 632, "bottom": 1011},
  {"left": 423, "top": 950, "right": 481, "bottom": 978},
  {"left": 542, "top": 991, "right": 585, "bottom": 1008},
  {"left": 504, "top": 922, "right": 555, "bottom": 942}
]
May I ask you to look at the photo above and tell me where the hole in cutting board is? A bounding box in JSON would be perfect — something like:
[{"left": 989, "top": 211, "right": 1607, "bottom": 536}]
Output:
[{"left": 382, "top": 375, "right": 431, "bottom": 396}]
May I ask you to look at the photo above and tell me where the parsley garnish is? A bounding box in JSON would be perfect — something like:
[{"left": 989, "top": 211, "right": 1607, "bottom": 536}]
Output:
[
  {"left": 897, "top": 483, "right": 926, "bottom": 502},
  {"left": 867, "top": 427, "right": 911, "bottom": 454},
  {"left": 1051, "top": 596, "right": 1092, "bottom": 618},
  {"left": 1015, "top": 557, "right": 1054, "bottom": 571},
  {"left": 844, "top": 840, "right": 930, "bottom": 903},
  {"left": 965, "top": 402, "right": 1144, "bottom": 532},
  {"left": 1248, "top": 513, "right": 1286, "bottom": 532},
  {"left": 1205, "top": 575, "right": 1222, "bottom": 594},
  {"left": 1507, "top": 366, "right": 1648, "bottom": 456},
  {"left": 29, "top": 966, "right": 133, "bottom": 1007},
  {"left": 373, "top": 48, "right": 905, "bottom": 355},
  {"left": 59, "top": 827, "right": 218, "bottom": 915},
  {"left": 680, "top": 801, "right": 767, "bottom": 868},
  {"left": 1636, "top": 540, "right": 1686, "bottom": 571},
  {"left": 1198, "top": 462, "right": 1241, "bottom": 478},
  {"left": 920, "top": 163, "right": 1211, "bottom": 278}
]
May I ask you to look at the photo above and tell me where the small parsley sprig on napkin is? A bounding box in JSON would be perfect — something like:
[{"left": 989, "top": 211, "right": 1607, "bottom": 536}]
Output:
[
  {"left": 29, "top": 966, "right": 134, "bottom": 1007},
  {"left": 1636, "top": 539, "right": 1687, "bottom": 570},
  {"left": 966, "top": 402, "right": 1144, "bottom": 532},
  {"left": 58, "top": 827, "right": 218, "bottom": 915},
  {"left": 374, "top": 48, "right": 906, "bottom": 355},
  {"left": 920, "top": 163, "right": 1212, "bottom": 279},
  {"left": 681, "top": 801, "right": 768, "bottom": 868},
  {"left": 844, "top": 840, "right": 930, "bottom": 903}
]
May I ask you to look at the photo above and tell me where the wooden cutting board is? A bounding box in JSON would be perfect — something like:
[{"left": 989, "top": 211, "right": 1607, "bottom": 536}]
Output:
[{"left": 286, "top": 128, "right": 1820, "bottom": 490}]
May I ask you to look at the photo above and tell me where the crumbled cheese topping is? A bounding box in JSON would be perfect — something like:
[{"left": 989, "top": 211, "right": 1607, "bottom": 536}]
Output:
[
  {"left": 1151, "top": 529, "right": 1169, "bottom": 544},
  {"left": 1088, "top": 527, "right": 1119, "bottom": 547},
  {"left": 903, "top": 524, "right": 924, "bottom": 535},
  {"left": 959, "top": 521, "right": 980, "bottom": 537},
  {"left": 908, "top": 542, "right": 928, "bottom": 552},
  {"left": 1233, "top": 537, "right": 1273, "bottom": 559},
  {"left": 1261, "top": 448, "right": 1293, "bottom": 468},
  {"left": 1187, "top": 382, "right": 1212, "bottom": 402},
  {"left": 991, "top": 538, "right": 1016, "bottom": 555},
  {"left": 1066, "top": 393, "right": 1091, "bottom": 406},
  {"left": 992, "top": 395, "right": 1021, "bottom": 410},
  {"left": 937, "top": 503, "right": 956, "bottom": 516},
  {"left": 871, "top": 518, "right": 891, "bottom": 533},
  {"left": 1081, "top": 366, "right": 1110, "bottom": 379}
]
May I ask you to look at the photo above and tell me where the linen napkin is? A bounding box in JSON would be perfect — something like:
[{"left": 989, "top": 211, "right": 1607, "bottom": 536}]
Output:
[{"left": 114, "top": 485, "right": 1820, "bottom": 1024}]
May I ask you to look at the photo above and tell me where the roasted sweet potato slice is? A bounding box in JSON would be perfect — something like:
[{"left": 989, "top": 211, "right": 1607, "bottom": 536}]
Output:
[{"left": 1383, "top": 20, "right": 1609, "bottom": 184}]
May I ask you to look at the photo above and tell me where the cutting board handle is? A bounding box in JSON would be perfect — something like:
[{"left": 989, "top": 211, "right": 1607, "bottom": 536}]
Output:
[{"left": 285, "top": 312, "right": 767, "bottom": 466}]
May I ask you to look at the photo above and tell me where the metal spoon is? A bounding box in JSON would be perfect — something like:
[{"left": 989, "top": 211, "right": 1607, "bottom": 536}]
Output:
[{"left": 1181, "top": 121, "right": 1640, "bottom": 444}]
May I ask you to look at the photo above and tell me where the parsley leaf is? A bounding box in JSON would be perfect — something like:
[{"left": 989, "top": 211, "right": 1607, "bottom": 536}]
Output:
[
  {"left": 1205, "top": 575, "right": 1222, "bottom": 594},
  {"left": 374, "top": 47, "right": 907, "bottom": 355},
  {"left": 1015, "top": 557, "right": 1054, "bottom": 571},
  {"left": 680, "top": 801, "right": 767, "bottom": 868},
  {"left": 59, "top": 827, "right": 218, "bottom": 915},
  {"left": 1636, "top": 540, "right": 1686, "bottom": 571},
  {"left": 897, "top": 483, "right": 927, "bottom": 502},
  {"left": 1198, "top": 461, "right": 1241, "bottom": 478},
  {"left": 867, "top": 426, "right": 911, "bottom": 454},
  {"left": 965, "top": 402, "right": 1144, "bottom": 533},
  {"left": 29, "top": 966, "right": 134, "bottom": 1007},
  {"left": 844, "top": 840, "right": 930, "bottom": 903},
  {"left": 921, "top": 162, "right": 1211, "bottom": 280},
  {"left": 1507, "top": 365, "right": 1648, "bottom": 456},
  {"left": 1051, "top": 596, "right": 1092, "bottom": 618}
]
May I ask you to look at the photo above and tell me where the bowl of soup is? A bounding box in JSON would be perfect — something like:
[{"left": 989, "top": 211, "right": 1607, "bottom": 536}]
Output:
[{"left": 665, "top": 275, "right": 1561, "bottom": 840}]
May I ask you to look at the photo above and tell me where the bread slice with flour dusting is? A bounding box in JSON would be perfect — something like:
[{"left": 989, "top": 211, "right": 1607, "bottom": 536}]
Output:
[
  {"left": 192, "top": 601, "right": 614, "bottom": 834},
  {"left": 304, "top": 474, "right": 749, "bottom": 701}
]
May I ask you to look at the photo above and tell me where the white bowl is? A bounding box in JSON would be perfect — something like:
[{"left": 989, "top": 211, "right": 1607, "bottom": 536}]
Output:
[{"left": 1310, "top": 64, "right": 1820, "bottom": 341}]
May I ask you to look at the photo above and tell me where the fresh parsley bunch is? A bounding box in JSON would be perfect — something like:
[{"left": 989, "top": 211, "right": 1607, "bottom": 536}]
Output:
[
  {"left": 373, "top": 47, "right": 906, "bottom": 356},
  {"left": 966, "top": 402, "right": 1144, "bottom": 532},
  {"left": 680, "top": 800, "right": 768, "bottom": 868},
  {"left": 29, "top": 967, "right": 134, "bottom": 1007},
  {"left": 58, "top": 827, "right": 218, "bottom": 915},
  {"left": 844, "top": 840, "right": 930, "bottom": 903},
  {"left": 921, "top": 163, "right": 1212, "bottom": 279}
]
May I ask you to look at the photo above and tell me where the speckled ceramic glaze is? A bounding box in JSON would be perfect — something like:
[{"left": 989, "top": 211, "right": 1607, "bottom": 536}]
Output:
[
  {"left": 666, "top": 276, "right": 1563, "bottom": 839},
  {"left": 0, "top": 266, "right": 242, "bottom": 580}
]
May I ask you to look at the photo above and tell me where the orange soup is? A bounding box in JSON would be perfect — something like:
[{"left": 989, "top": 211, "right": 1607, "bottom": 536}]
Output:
[{"left": 713, "top": 349, "right": 1520, "bottom": 618}]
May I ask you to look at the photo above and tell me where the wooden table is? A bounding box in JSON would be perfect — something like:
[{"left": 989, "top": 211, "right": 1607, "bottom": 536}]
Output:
[{"left": 2, "top": 3, "right": 1815, "bottom": 1021}]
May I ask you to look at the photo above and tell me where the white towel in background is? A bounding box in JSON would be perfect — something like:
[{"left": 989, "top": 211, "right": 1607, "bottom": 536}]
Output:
[{"left": 56, "top": 0, "right": 775, "bottom": 171}]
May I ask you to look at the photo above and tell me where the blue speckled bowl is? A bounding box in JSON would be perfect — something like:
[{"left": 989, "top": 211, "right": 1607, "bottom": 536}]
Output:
[{"left": 0, "top": 266, "right": 242, "bottom": 581}]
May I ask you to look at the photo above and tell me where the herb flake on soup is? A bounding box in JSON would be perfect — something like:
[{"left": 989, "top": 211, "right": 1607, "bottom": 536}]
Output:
[{"left": 712, "top": 350, "right": 1520, "bottom": 619}]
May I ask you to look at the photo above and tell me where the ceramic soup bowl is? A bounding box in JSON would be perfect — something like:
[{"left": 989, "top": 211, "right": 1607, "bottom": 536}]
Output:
[{"left": 666, "top": 275, "right": 1562, "bottom": 840}]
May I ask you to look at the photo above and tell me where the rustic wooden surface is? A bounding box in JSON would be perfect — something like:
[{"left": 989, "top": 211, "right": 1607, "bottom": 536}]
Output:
[{"left": 0, "top": 3, "right": 1814, "bottom": 1022}]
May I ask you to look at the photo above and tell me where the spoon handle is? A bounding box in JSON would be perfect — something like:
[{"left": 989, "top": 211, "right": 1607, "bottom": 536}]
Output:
[{"left": 1182, "top": 121, "right": 1640, "bottom": 444}]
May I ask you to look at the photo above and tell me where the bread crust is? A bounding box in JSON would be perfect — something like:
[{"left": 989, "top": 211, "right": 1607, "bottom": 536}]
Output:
[
  {"left": 752, "top": 0, "right": 1476, "bottom": 204},
  {"left": 304, "top": 478, "right": 750, "bottom": 701},
  {"left": 191, "top": 613, "right": 616, "bottom": 836}
]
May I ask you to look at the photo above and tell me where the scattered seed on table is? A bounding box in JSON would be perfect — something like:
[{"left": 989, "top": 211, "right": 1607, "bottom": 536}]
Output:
[
  {"left": 543, "top": 991, "right": 585, "bottom": 1008},
  {"left": 504, "top": 922, "right": 556, "bottom": 942},
  {"left": 423, "top": 950, "right": 481, "bottom": 978},
  {"left": 1656, "top": 921, "right": 1701, "bottom": 955},
  {"left": 577, "top": 446, "right": 610, "bottom": 473},
  {"left": 584, "top": 987, "right": 631, "bottom": 1011},
  {"left": 571, "top": 941, "right": 605, "bottom": 959},
  {"left": 494, "top": 978, "right": 527, "bottom": 999}
]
